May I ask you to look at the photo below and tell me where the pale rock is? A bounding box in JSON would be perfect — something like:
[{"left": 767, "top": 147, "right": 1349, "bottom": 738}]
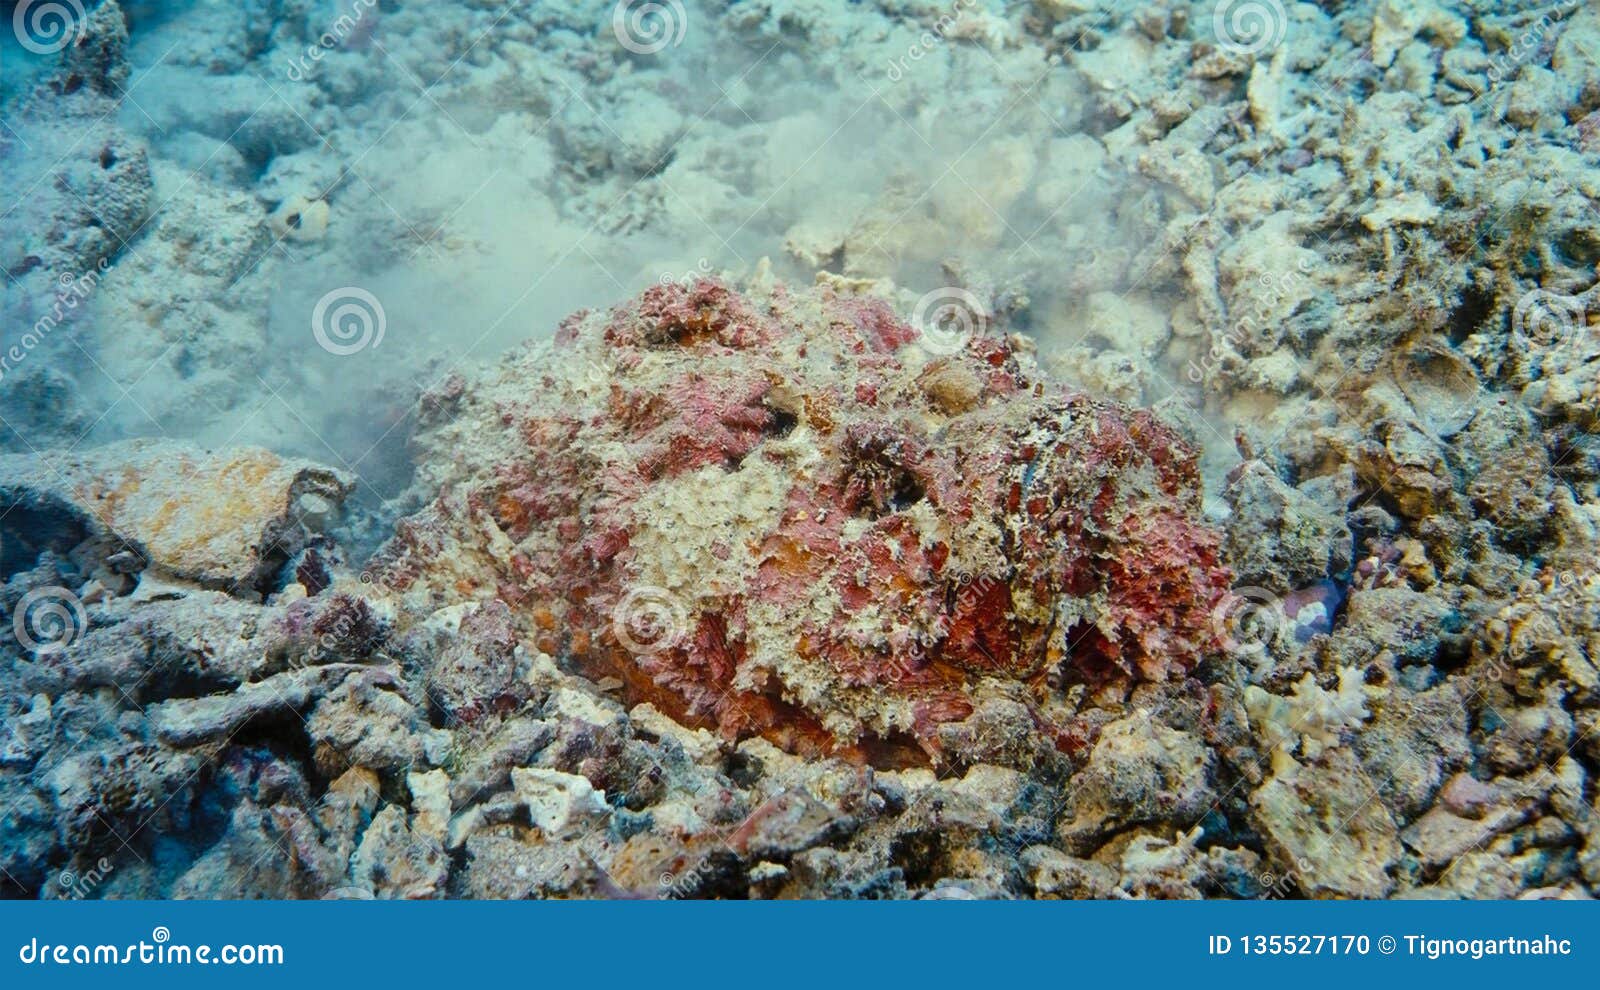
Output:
[
  {"left": 407, "top": 769, "right": 453, "bottom": 843},
  {"left": 1402, "top": 801, "right": 1531, "bottom": 870},
  {"left": 630, "top": 702, "right": 721, "bottom": 762},
  {"left": 1370, "top": 0, "right": 1467, "bottom": 69},
  {"left": 1251, "top": 749, "right": 1401, "bottom": 898},
  {"left": 511, "top": 767, "right": 609, "bottom": 834},
  {"left": 1034, "top": 135, "right": 1107, "bottom": 217},
  {"left": 0, "top": 439, "right": 353, "bottom": 591},
  {"left": 268, "top": 195, "right": 330, "bottom": 243},
  {"left": 1361, "top": 192, "right": 1442, "bottom": 230},
  {"left": 1057, "top": 715, "right": 1211, "bottom": 852},
  {"left": 1080, "top": 290, "right": 1172, "bottom": 359}
]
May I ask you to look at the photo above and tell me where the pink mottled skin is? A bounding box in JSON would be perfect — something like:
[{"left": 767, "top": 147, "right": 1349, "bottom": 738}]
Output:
[{"left": 381, "top": 279, "right": 1232, "bottom": 766}]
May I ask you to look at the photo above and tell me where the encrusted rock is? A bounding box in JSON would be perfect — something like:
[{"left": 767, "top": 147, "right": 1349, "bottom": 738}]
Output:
[
  {"left": 1056, "top": 715, "right": 1212, "bottom": 853},
  {"left": 0, "top": 439, "right": 353, "bottom": 593},
  {"left": 1223, "top": 459, "right": 1352, "bottom": 593},
  {"left": 378, "top": 278, "right": 1230, "bottom": 764},
  {"left": 1250, "top": 749, "right": 1402, "bottom": 898},
  {"left": 510, "top": 767, "right": 609, "bottom": 835}
]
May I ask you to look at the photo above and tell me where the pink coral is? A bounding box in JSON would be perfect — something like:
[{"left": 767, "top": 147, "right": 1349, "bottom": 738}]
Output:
[{"left": 380, "top": 278, "right": 1230, "bottom": 765}]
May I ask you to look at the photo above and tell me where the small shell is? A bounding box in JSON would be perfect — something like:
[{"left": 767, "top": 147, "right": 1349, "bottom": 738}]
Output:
[
  {"left": 1393, "top": 338, "right": 1479, "bottom": 437},
  {"left": 269, "top": 195, "right": 331, "bottom": 243}
]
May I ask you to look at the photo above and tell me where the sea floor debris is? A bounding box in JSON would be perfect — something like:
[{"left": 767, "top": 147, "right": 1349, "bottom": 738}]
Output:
[{"left": 3, "top": 0, "right": 1600, "bottom": 900}]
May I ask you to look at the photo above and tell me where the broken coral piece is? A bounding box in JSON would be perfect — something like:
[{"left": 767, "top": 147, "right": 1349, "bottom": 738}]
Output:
[{"left": 0, "top": 439, "right": 353, "bottom": 593}]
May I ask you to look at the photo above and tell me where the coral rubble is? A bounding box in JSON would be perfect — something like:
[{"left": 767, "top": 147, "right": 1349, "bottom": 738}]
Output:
[{"left": 4, "top": 0, "right": 1600, "bottom": 903}]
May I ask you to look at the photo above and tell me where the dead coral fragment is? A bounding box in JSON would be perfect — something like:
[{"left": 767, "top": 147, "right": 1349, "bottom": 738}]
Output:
[
  {"left": 0, "top": 439, "right": 353, "bottom": 594},
  {"left": 385, "top": 278, "right": 1230, "bottom": 764}
]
